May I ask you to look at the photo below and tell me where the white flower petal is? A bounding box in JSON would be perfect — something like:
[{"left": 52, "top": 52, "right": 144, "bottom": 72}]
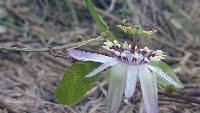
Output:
[
  {"left": 136, "top": 54, "right": 144, "bottom": 64},
  {"left": 147, "top": 65, "right": 180, "bottom": 87},
  {"left": 124, "top": 65, "right": 138, "bottom": 101},
  {"left": 138, "top": 65, "right": 158, "bottom": 113},
  {"left": 108, "top": 63, "right": 127, "bottom": 113},
  {"left": 85, "top": 60, "right": 119, "bottom": 77},
  {"left": 68, "top": 49, "right": 114, "bottom": 63}
]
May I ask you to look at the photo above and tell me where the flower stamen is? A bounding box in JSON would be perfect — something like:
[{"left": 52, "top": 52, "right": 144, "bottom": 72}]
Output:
[{"left": 102, "top": 40, "right": 166, "bottom": 64}]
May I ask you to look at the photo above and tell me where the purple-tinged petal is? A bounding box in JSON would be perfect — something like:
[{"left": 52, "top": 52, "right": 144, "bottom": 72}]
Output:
[
  {"left": 138, "top": 65, "right": 158, "bottom": 113},
  {"left": 85, "top": 60, "right": 119, "bottom": 77},
  {"left": 147, "top": 65, "right": 180, "bottom": 87},
  {"left": 68, "top": 49, "right": 114, "bottom": 63},
  {"left": 108, "top": 63, "right": 127, "bottom": 113},
  {"left": 135, "top": 54, "right": 144, "bottom": 64},
  {"left": 124, "top": 65, "right": 138, "bottom": 102}
]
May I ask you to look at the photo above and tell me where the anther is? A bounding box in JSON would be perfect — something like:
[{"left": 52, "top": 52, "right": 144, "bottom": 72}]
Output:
[
  {"left": 115, "top": 51, "right": 121, "bottom": 56},
  {"left": 144, "top": 57, "right": 150, "bottom": 62},
  {"left": 121, "top": 53, "right": 127, "bottom": 57},
  {"left": 113, "top": 40, "right": 119, "bottom": 45},
  {"left": 122, "top": 41, "right": 129, "bottom": 49},
  {"left": 104, "top": 41, "right": 113, "bottom": 47}
]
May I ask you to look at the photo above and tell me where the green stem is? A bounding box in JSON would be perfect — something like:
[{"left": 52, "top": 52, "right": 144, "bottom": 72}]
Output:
[
  {"left": 52, "top": 36, "right": 104, "bottom": 50},
  {"left": 0, "top": 46, "right": 48, "bottom": 52},
  {"left": 0, "top": 36, "right": 104, "bottom": 52}
]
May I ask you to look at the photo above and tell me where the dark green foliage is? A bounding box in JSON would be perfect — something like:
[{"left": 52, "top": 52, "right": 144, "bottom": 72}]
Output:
[
  {"left": 84, "top": 0, "right": 117, "bottom": 41},
  {"left": 54, "top": 62, "right": 100, "bottom": 105},
  {"left": 84, "top": 0, "right": 108, "bottom": 32}
]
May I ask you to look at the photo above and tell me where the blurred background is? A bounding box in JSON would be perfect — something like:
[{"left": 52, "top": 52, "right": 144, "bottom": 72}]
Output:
[{"left": 0, "top": 0, "right": 200, "bottom": 113}]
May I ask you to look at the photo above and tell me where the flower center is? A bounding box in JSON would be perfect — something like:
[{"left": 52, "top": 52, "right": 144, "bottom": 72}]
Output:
[{"left": 102, "top": 40, "right": 166, "bottom": 64}]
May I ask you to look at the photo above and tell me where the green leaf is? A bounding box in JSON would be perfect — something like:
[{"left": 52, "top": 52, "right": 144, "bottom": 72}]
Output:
[
  {"left": 84, "top": 0, "right": 117, "bottom": 41},
  {"left": 106, "top": 32, "right": 118, "bottom": 41},
  {"left": 85, "top": 0, "right": 108, "bottom": 32},
  {"left": 150, "top": 61, "right": 183, "bottom": 89},
  {"left": 54, "top": 61, "right": 100, "bottom": 105}
]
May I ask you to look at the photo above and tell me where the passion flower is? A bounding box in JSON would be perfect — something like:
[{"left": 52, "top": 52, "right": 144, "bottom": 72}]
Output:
[{"left": 68, "top": 40, "right": 181, "bottom": 113}]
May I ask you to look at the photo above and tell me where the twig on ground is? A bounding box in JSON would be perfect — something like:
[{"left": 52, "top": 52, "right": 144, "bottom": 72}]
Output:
[
  {"left": 159, "top": 92, "right": 200, "bottom": 105},
  {"left": 86, "top": 81, "right": 108, "bottom": 96},
  {"left": 96, "top": 81, "right": 107, "bottom": 97}
]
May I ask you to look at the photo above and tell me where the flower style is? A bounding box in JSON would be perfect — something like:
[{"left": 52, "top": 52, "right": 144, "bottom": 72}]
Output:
[{"left": 68, "top": 40, "right": 182, "bottom": 113}]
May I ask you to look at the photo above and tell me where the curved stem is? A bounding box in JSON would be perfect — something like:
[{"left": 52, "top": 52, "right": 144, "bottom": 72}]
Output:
[
  {"left": 0, "top": 46, "right": 48, "bottom": 52},
  {"left": 0, "top": 36, "right": 104, "bottom": 52}
]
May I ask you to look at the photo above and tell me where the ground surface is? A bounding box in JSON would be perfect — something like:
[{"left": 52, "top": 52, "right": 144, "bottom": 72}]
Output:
[{"left": 0, "top": 0, "right": 200, "bottom": 113}]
